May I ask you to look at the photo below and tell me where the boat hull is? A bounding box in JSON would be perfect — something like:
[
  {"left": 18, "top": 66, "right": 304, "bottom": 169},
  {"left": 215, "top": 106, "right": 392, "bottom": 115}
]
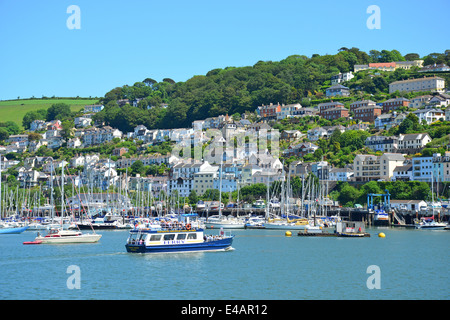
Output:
[
  {"left": 126, "top": 236, "right": 234, "bottom": 254},
  {"left": 35, "top": 234, "right": 102, "bottom": 244},
  {"left": 264, "top": 223, "right": 314, "bottom": 230},
  {"left": 204, "top": 222, "right": 245, "bottom": 229},
  {"left": 417, "top": 225, "right": 446, "bottom": 230},
  {"left": 0, "top": 226, "right": 29, "bottom": 234},
  {"left": 76, "top": 223, "right": 118, "bottom": 230}
]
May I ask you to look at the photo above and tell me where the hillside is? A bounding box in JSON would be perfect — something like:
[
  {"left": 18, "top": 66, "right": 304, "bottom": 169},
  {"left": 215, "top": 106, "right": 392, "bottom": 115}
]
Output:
[
  {"left": 95, "top": 48, "right": 450, "bottom": 132},
  {"left": 0, "top": 98, "right": 98, "bottom": 129}
]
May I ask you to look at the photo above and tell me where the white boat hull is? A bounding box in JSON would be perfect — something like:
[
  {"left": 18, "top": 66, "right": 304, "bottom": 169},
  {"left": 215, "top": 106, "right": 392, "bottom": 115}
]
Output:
[
  {"left": 35, "top": 233, "right": 102, "bottom": 244},
  {"left": 265, "top": 223, "right": 320, "bottom": 231},
  {"left": 417, "top": 224, "right": 447, "bottom": 230},
  {"left": 205, "top": 222, "right": 245, "bottom": 229}
]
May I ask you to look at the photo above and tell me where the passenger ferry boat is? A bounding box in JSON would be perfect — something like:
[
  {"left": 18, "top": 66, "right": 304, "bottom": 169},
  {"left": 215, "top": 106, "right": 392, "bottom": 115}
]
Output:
[{"left": 125, "top": 214, "right": 234, "bottom": 254}]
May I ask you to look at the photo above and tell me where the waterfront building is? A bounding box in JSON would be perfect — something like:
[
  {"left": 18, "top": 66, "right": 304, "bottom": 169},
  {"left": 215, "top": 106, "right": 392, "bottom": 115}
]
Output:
[
  {"left": 432, "top": 152, "right": 450, "bottom": 182},
  {"left": 392, "top": 164, "right": 413, "bottom": 181},
  {"left": 411, "top": 156, "right": 433, "bottom": 182},
  {"left": 354, "top": 153, "right": 404, "bottom": 182}
]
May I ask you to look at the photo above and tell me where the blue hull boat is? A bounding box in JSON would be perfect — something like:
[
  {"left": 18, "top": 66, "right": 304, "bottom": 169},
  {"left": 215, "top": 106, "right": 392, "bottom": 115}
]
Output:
[
  {"left": 0, "top": 226, "right": 29, "bottom": 234},
  {"left": 125, "top": 228, "right": 234, "bottom": 254}
]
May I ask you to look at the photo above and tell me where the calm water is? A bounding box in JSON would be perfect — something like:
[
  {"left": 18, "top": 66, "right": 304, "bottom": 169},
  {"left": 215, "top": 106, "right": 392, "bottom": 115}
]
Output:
[{"left": 0, "top": 227, "right": 448, "bottom": 300}]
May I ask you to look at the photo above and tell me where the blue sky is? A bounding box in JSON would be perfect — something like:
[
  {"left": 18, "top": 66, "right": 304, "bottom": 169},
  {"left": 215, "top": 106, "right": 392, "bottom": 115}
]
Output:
[{"left": 0, "top": 0, "right": 448, "bottom": 100}]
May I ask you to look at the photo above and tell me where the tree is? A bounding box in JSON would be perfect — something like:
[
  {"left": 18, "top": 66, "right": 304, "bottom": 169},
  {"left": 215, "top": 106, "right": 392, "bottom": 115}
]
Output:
[
  {"left": 22, "top": 109, "right": 47, "bottom": 129},
  {"left": 28, "top": 132, "right": 42, "bottom": 141},
  {"left": 0, "top": 127, "right": 9, "bottom": 141},
  {"left": 130, "top": 160, "right": 144, "bottom": 176},
  {"left": 143, "top": 78, "right": 157, "bottom": 87},
  {"left": 404, "top": 53, "right": 420, "bottom": 61},
  {"left": 188, "top": 190, "right": 199, "bottom": 206},
  {"left": 337, "top": 183, "right": 361, "bottom": 207},
  {"left": 61, "top": 120, "right": 75, "bottom": 140},
  {"left": 47, "top": 103, "right": 71, "bottom": 121}
]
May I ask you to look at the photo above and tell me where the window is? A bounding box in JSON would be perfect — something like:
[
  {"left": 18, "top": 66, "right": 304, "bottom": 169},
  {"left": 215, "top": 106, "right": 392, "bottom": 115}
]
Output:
[
  {"left": 163, "top": 234, "right": 175, "bottom": 241},
  {"left": 187, "top": 233, "right": 197, "bottom": 240},
  {"left": 177, "top": 234, "right": 187, "bottom": 240},
  {"left": 150, "top": 235, "right": 162, "bottom": 241}
]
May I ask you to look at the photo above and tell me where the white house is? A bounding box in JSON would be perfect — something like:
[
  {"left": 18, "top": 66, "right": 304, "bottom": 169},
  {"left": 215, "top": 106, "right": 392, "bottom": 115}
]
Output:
[
  {"left": 390, "top": 200, "right": 427, "bottom": 212},
  {"left": 365, "top": 135, "right": 399, "bottom": 153},
  {"left": 412, "top": 108, "right": 445, "bottom": 124},
  {"left": 82, "top": 126, "right": 123, "bottom": 147},
  {"left": 74, "top": 117, "right": 92, "bottom": 128},
  {"left": 29, "top": 120, "right": 46, "bottom": 132},
  {"left": 392, "top": 164, "right": 413, "bottom": 181},
  {"left": 397, "top": 133, "right": 431, "bottom": 152},
  {"left": 329, "top": 167, "right": 353, "bottom": 181},
  {"left": 307, "top": 127, "right": 327, "bottom": 141},
  {"left": 276, "top": 103, "right": 302, "bottom": 120}
]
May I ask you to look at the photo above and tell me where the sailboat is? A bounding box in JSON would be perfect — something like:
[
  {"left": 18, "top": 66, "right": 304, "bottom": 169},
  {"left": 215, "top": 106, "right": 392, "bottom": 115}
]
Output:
[
  {"left": 416, "top": 172, "right": 447, "bottom": 230},
  {"left": 264, "top": 172, "right": 321, "bottom": 232},
  {"left": 0, "top": 157, "right": 29, "bottom": 234},
  {"left": 26, "top": 162, "right": 101, "bottom": 244},
  {"left": 204, "top": 160, "right": 245, "bottom": 229}
]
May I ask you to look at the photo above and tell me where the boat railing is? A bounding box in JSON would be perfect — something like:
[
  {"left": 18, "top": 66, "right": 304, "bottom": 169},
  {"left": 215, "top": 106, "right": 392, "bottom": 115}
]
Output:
[{"left": 134, "top": 222, "right": 200, "bottom": 232}]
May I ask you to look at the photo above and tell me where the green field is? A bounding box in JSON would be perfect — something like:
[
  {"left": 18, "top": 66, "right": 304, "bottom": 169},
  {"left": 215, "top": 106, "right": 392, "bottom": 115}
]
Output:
[{"left": 0, "top": 98, "right": 99, "bottom": 129}]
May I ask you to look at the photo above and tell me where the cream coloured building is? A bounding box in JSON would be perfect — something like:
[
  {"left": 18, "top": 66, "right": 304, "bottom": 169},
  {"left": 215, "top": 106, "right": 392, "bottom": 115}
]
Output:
[
  {"left": 389, "top": 76, "right": 445, "bottom": 93},
  {"left": 353, "top": 153, "right": 405, "bottom": 181},
  {"left": 193, "top": 163, "right": 219, "bottom": 195}
]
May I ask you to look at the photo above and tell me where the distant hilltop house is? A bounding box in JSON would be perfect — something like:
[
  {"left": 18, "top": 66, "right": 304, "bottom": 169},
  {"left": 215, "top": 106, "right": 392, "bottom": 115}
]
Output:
[
  {"left": 331, "top": 72, "right": 354, "bottom": 85},
  {"left": 418, "top": 63, "right": 450, "bottom": 73},
  {"left": 354, "top": 60, "right": 423, "bottom": 72},
  {"left": 83, "top": 104, "right": 104, "bottom": 113},
  {"left": 389, "top": 76, "right": 445, "bottom": 94}
]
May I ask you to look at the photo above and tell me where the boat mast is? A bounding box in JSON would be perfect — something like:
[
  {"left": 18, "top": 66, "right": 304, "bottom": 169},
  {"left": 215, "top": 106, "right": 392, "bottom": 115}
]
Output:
[
  {"left": 61, "top": 161, "right": 65, "bottom": 225},
  {"left": 219, "top": 159, "right": 223, "bottom": 219}
]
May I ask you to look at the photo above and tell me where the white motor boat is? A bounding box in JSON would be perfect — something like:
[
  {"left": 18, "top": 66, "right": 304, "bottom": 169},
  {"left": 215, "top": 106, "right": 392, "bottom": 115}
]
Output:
[
  {"left": 32, "top": 228, "right": 102, "bottom": 244},
  {"left": 205, "top": 215, "right": 245, "bottom": 229},
  {"left": 415, "top": 218, "right": 447, "bottom": 230}
]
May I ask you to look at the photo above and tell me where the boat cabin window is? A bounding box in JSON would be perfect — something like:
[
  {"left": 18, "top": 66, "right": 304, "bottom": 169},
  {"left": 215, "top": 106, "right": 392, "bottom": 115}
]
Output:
[
  {"left": 187, "top": 233, "right": 197, "bottom": 240},
  {"left": 163, "top": 234, "right": 175, "bottom": 241},
  {"left": 129, "top": 233, "right": 146, "bottom": 242},
  {"left": 176, "top": 234, "right": 186, "bottom": 240},
  {"left": 149, "top": 235, "right": 162, "bottom": 241}
]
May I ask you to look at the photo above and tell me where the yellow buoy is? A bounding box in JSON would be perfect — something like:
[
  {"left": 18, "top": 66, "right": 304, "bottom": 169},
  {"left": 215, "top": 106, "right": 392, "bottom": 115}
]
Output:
[
  {"left": 285, "top": 231, "right": 292, "bottom": 237},
  {"left": 378, "top": 232, "right": 386, "bottom": 238}
]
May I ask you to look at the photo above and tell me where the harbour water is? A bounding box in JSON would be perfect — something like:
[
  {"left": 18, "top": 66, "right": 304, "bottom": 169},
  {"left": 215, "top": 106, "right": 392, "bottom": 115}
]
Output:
[{"left": 0, "top": 227, "right": 448, "bottom": 300}]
